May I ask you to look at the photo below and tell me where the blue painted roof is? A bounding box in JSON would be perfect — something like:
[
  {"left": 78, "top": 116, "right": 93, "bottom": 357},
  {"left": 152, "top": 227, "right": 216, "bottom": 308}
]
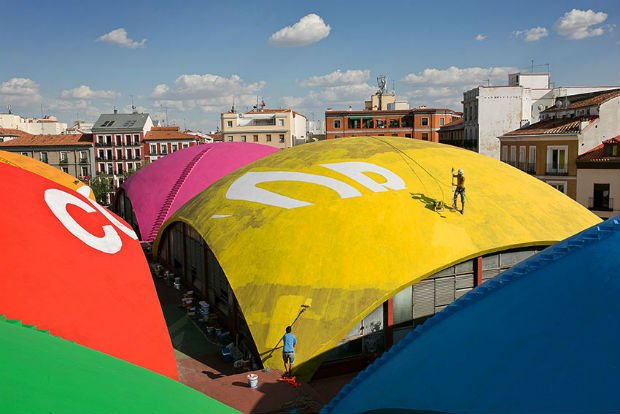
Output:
[{"left": 324, "top": 217, "right": 620, "bottom": 414}]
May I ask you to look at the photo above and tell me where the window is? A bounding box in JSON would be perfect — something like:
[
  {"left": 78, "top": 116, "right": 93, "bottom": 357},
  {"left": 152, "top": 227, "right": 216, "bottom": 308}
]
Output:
[
  {"left": 592, "top": 183, "right": 611, "bottom": 210},
  {"left": 126, "top": 135, "right": 131, "bottom": 145},
  {"left": 81, "top": 166, "right": 88, "bottom": 177},
  {"left": 376, "top": 120, "right": 385, "bottom": 128},
  {"left": 40, "top": 152, "right": 48, "bottom": 163},
  {"left": 97, "top": 135, "right": 104, "bottom": 145},
  {"left": 115, "top": 135, "right": 122, "bottom": 146},
  {"left": 266, "top": 134, "right": 272, "bottom": 142},
  {"left": 439, "top": 118, "right": 445, "bottom": 126},
  {"left": 253, "top": 135, "right": 259, "bottom": 142},
  {"left": 227, "top": 121, "right": 233, "bottom": 127},
  {"left": 348, "top": 118, "right": 360, "bottom": 129},
  {"left": 171, "top": 143, "right": 178, "bottom": 152},
  {"left": 605, "top": 144, "right": 618, "bottom": 156},
  {"left": 135, "top": 149, "right": 141, "bottom": 159},
  {"left": 510, "top": 146, "right": 516, "bottom": 166},
  {"left": 182, "top": 143, "right": 189, "bottom": 149},
  {"left": 546, "top": 146, "right": 568, "bottom": 175},
  {"left": 107, "top": 163, "right": 113, "bottom": 175},
  {"left": 106, "top": 135, "right": 112, "bottom": 145},
  {"left": 101, "top": 120, "right": 115, "bottom": 127},
  {"left": 278, "top": 119, "right": 284, "bottom": 127},
  {"left": 389, "top": 119, "right": 400, "bottom": 128},
  {"left": 334, "top": 120, "right": 341, "bottom": 129},
  {"left": 421, "top": 117, "right": 429, "bottom": 126},
  {"left": 79, "top": 151, "right": 88, "bottom": 162},
  {"left": 279, "top": 134, "right": 285, "bottom": 143},
  {"left": 241, "top": 135, "right": 247, "bottom": 142},
  {"left": 150, "top": 144, "right": 157, "bottom": 155},
  {"left": 528, "top": 146, "right": 536, "bottom": 173},
  {"left": 422, "top": 133, "right": 429, "bottom": 140},
  {"left": 117, "top": 163, "right": 123, "bottom": 175},
  {"left": 547, "top": 181, "right": 567, "bottom": 194},
  {"left": 99, "top": 163, "right": 104, "bottom": 173},
  {"left": 518, "top": 146, "right": 526, "bottom": 170},
  {"left": 405, "top": 133, "right": 412, "bottom": 138},
  {"left": 98, "top": 149, "right": 104, "bottom": 159},
  {"left": 501, "top": 145, "right": 508, "bottom": 162},
  {"left": 362, "top": 118, "right": 373, "bottom": 128},
  {"left": 160, "top": 144, "right": 168, "bottom": 155},
  {"left": 127, "top": 149, "right": 133, "bottom": 159},
  {"left": 61, "top": 167, "right": 69, "bottom": 173},
  {"left": 227, "top": 136, "right": 233, "bottom": 142},
  {"left": 60, "top": 152, "right": 68, "bottom": 163},
  {"left": 134, "top": 134, "right": 139, "bottom": 144},
  {"left": 20, "top": 152, "right": 28, "bottom": 157},
  {"left": 127, "top": 162, "right": 133, "bottom": 171}
]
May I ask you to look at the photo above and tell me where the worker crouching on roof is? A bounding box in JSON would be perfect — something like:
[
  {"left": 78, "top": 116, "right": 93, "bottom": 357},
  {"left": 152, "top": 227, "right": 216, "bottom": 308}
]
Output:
[{"left": 452, "top": 169, "right": 465, "bottom": 214}]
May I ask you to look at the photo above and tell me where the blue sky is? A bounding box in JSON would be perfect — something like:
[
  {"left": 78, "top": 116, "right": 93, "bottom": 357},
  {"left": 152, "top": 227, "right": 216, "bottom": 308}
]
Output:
[{"left": 1, "top": 0, "right": 618, "bottom": 131}]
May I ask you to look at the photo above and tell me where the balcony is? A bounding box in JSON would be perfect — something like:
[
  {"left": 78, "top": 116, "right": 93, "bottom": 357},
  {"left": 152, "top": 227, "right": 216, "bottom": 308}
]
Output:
[
  {"left": 79, "top": 158, "right": 89, "bottom": 164},
  {"left": 59, "top": 159, "right": 68, "bottom": 164},
  {"left": 545, "top": 163, "right": 568, "bottom": 176},
  {"left": 588, "top": 197, "right": 613, "bottom": 211},
  {"left": 526, "top": 162, "right": 536, "bottom": 174}
]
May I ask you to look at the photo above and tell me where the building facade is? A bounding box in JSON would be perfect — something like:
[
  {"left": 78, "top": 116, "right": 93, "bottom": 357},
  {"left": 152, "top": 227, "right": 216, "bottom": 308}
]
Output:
[
  {"left": 462, "top": 72, "right": 617, "bottom": 159},
  {"left": 576, "top": 136, "right": 620, "bottom": 219},
  {"left": 92, "top": 111, "right": 152, "bottom": 191},
  {"left": 0, "top": 112, "right": 67, "bottom": 135},
  {"left": 221, "top": 107, "right": 307, "bottom": 149},
  {"left": 144, "top": 126, "right": 200, "bottom": 163},
  {"left": 498, "top": 88, "right": 620, "bottom": 199},
  {"left": 437, "top": 118, "right": 466, "bottom": 148},
  {"left": 0, "top": 133, "right": 95, "bottom": 181},
  {"left": 325, "top": 108, "right": 459, "bottom": 141}
]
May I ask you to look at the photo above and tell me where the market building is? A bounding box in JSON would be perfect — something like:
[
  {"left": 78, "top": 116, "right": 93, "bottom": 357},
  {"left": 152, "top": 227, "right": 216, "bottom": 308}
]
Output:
[{"left": 152, "top": 136, "right": 599, "bottom": 380}]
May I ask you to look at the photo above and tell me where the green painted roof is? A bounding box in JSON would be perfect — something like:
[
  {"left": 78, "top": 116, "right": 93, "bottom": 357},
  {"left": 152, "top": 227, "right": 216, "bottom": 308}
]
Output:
[{"left": 0, "top": 316, "right": 238, "bottom": 414}]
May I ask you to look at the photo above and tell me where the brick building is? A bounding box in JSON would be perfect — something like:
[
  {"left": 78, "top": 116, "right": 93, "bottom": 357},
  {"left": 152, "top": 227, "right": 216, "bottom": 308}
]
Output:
[{"left": 144, "top": 126, "right": 200, "bottom": 163}]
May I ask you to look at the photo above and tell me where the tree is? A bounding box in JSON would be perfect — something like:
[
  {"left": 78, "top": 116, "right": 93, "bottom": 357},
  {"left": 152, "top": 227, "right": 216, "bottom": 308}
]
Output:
[{"left": 90, "top": 175, "right": 114, "bottom": 206}]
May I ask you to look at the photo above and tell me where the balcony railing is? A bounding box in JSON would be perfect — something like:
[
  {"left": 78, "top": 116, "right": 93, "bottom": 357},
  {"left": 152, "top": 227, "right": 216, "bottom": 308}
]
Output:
[
  {"left": 79, "top": 158, "right": 89, "bottom": 164},
  {"left": 59, "top": 159, "right": 68, "bottom": 164},
  {"left": 588, "top": 197, "right": 613, "bottom": 211},
  {"left": 526, "top": 162, "right": 536, "bottom": 174},
  {"left": 545, "top": 163, "right": 568, "bottom": 176}
]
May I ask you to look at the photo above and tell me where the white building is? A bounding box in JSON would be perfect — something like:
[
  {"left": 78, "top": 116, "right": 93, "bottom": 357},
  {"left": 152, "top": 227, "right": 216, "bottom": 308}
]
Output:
[
  {"left": 463, "top": 72, "right": 618, "bottom": 159},
  {"left": 221, "top": 105, "right": 307, "bottom": 149},
  {"left": 0, "top": 112, "right": 67, "bottom": 135}
]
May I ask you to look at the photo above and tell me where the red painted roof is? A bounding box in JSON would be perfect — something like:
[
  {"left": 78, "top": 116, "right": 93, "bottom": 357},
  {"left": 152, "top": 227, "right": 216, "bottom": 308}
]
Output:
[
  {"left": 503, "top": 116, "right": 597, "bottom": 136},
  {"left": 0, "top": 128, "right": 33, "bottom": 139},
  {"left": 542, "top": 89, "right": 620, "bottom": 112},
  {"left": 0, "top": 133, "right": 93, "bottom": 146},
  {"left": 144, "top": 126, "right": 198, "bottom": 141},
  {"left": 577, "top": 136, "right": 620, "bottom": 163}
]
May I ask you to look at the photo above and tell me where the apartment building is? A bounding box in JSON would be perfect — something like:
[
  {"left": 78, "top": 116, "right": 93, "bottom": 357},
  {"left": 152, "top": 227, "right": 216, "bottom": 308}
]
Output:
[
  {"left": 576, "top": 136, "right": 620, "bottom": 219},
  {"left": 462, "top": 72, "right": 617, "bottom": 158},
  {"left": 325, "top": 107, "right": 459, "bottom": 141},
  {"left": 498, "top": 88, "right": 620, "bottom": 199},
  {"left": 144, "top": 126, "right": 200, "bottom": 163},
  {"left": 92, "top": 110, "right": 152, "bottom": 184},
  {"left": 438, "top": 118, "right": 466, "bottom": 148},
  {"left": 221, "top": 106, "right": 307, "bottom": 149},
  {"left": 0, "top": 112, "right": 67, "bottom": 135},
  {"left": 0, "top": 133, "right": 94, "bottom": 181}
]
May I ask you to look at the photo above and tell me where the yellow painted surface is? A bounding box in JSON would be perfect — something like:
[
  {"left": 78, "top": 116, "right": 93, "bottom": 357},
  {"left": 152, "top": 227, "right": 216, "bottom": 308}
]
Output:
[
  {"left": 154, "top": 137, "right": 600, "bottom": 378},
  {"left": 0, "top": 151, "right": 94, "bottom": 200}
]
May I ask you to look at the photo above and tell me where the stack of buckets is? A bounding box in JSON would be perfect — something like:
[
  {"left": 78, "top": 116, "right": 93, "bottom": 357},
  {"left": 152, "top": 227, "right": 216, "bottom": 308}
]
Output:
[
  {"left": 199, "top": 301, "right": 209, "bottom": 321},
  {"left": 247, "top": 373, "right": 258, "bottom": 389}
]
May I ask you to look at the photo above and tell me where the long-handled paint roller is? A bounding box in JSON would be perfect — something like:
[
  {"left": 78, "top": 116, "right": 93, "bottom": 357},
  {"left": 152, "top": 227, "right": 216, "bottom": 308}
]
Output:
[{"left": 260, "top": 298, "right": 312, "bottom": 363}]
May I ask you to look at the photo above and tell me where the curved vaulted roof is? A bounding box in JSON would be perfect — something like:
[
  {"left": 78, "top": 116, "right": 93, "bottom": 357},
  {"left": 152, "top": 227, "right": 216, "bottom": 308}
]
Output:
[
  {"left": 0, "top": 150, "right": 95, "bottom": 199},
  {"left": 324, "top": 217, "right": 620, "bottom": 413},
  {"left": 0, "top": 316, "right": 238, "bottom": 413},
  {"left": 154, "top": 137, "right": 600, "bottom": 378},
  {"left": 0, "top": 162, "right": 177, "bottom": 379},
  {"left": 118, "top": 142, "right": 278, "bottom": 241}
]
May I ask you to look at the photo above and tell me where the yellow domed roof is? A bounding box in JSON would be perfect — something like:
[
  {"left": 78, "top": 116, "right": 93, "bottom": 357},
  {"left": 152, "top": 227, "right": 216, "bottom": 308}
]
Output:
[{"left": 155, "top": 137, "right": 600, "bottom": 377}]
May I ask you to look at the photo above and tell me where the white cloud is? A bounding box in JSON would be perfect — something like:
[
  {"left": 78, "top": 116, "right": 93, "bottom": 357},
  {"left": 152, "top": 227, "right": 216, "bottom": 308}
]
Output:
[
  {"left": 402, "top": 66, "right": 517, "bottom": 86},
  {"left": 61, "top": 85, "right": 120, "bottom": 99},
  {"left": 281, "top": 96, "right": 305, "bottom": 108},
  {"left": 514, "top": 27, "right": 548, "bottom": 42},
  {"left": 98, "top": 28, "right": 146, "bottom": 48},
  {"left": 300, "top": 69, "right": 370, "bottom": 87},
  {"left": 555, "top": 9, "right": 608, "bottom": 39},
  {"left": 475, "top": 34, "right": 487, "bottom": 41},
  {"left": 269, "top": 14, "right": 330, "bottom": 47},
  {"left": 307, "top": 83, "right": 375, "bottom": 105},
  {"left": 0, "top": 77, "right": 42, "bottom": 106},
  {"left": 151, "top": 73, "right": 266, "bottom": 114}
]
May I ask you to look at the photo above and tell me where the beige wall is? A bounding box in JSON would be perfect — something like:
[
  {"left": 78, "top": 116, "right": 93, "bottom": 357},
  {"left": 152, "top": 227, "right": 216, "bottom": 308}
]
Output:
[
  {"left": 221, "top": 111, "right": 295, "bottom": 148},
  {"left": 5, "top": 147, "right": 93, "bottom": 178},
  {"left": 577, "top": 168, "right": 620, "bottom": 218}
]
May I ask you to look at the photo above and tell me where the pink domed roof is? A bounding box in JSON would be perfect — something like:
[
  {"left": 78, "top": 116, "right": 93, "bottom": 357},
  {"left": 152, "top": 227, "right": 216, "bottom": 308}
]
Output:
[{"left": 120, "top": 143, "right": 278, "bottom": 241}]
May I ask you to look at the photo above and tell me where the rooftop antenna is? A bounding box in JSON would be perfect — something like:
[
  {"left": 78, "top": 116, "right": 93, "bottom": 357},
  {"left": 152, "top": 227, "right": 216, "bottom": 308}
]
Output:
[
  {"left": 183, "top": 118, "right": 186, "bottom": 131},
  {"left": 40, "top": 104, "right": 44, "bottom": 118},
  {"left": 531, "top": 59, "right": 534, "bottom": 73},
  {"left": 231, "top": 96, "right": 236, "bottom": 113},
  {"left": 392, "top": 80, "right": 396, "bottom": 95},
  {"left": 7, "top": 104, "right": 11, "bottom": 114},
  {"left": 131, "top": 95, "right": 137, "bottom": 113},
  {"left": 377, "top": 75, "right": 387, "bottom": 110},
  {"left": 165, "top": 106, "right": 169, "bottom": 126}
]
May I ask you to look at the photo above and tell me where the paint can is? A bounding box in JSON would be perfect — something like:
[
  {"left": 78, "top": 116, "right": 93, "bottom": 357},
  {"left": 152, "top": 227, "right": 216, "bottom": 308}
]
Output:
[{"left": 247, "top": 373, "right": 258, "bottom": 388}]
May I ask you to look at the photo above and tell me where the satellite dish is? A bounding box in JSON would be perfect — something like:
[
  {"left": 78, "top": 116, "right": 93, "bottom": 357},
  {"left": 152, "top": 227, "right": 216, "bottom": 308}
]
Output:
[{"left": 537, "top": 104, "right": 545, "bottom": 111}]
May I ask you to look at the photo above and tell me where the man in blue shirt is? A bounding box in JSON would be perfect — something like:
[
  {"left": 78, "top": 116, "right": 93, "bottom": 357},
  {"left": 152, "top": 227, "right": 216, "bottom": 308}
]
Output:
[{"left": 282, "top": 326, "right": 297, "bottom": 377}]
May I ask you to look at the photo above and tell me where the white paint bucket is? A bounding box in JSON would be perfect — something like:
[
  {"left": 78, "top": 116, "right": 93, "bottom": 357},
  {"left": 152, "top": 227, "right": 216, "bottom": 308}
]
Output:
[{"left": 247, "top": 373, "right": 258, "bottom": 388}]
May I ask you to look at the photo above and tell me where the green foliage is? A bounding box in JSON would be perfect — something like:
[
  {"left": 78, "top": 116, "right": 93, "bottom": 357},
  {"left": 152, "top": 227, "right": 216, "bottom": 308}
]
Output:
[{"left": 90, "top": 175, "right": 114, "bottom": 205}]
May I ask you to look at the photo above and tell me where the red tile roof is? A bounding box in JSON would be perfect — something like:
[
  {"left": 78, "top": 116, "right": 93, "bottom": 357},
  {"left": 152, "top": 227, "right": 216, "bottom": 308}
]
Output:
[
  {"left": 0, "top": 133, "right": 93, "bottom": 147},
  {"left": 145, "top": 127, "right": 198, "bottom": 141},
  {"left": 502, "top": 116, "right": 597, "bottom": 136},
  {"left": 0, "top": 128, "right": 34, "bottom": 140},
  {"left": 577, "top": 136, "right": 620, "bottom": 163},
  {"left": 439, "top": 118, "right": 464, "bottom": 130},
  {"left": 543, "top": 89, "right": 620, "bottom": 112}
]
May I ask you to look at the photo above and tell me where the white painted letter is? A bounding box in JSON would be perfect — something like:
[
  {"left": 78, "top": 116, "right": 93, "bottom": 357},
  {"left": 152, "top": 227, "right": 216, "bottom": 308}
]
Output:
[
  {"left": 226, "top": 171, "right": 362, "bottom": 209},
  {"left": 321, "top": 162, "right": 406, "bottom": 192},
  {"left": 77, "top": 186, "right": 137, "bottom": 240},
  {"left": 44, "top": 188, "right": 122, "bottom": 254}
]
